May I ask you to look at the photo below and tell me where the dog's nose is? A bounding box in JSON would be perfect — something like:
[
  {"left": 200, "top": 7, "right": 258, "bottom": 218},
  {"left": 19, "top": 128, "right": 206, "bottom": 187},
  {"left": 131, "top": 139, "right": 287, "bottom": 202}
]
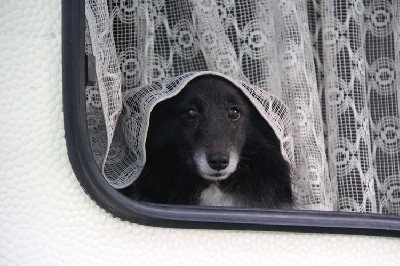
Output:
[{"left": 207, "top": 153, "right": 229, "bottom": 170}]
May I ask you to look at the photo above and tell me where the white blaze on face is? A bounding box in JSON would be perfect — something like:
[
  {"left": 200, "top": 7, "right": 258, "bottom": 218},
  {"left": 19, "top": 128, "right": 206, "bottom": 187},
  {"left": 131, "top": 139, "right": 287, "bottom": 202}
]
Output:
[{"left": 193, "top": 148, "right": 239, "bottom": 181}]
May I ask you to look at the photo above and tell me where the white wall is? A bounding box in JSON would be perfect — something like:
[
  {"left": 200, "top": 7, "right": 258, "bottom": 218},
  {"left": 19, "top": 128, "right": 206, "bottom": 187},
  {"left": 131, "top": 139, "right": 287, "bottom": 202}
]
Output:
[{"left": 0, "top": 1, "right": 399, "bottom": 265}]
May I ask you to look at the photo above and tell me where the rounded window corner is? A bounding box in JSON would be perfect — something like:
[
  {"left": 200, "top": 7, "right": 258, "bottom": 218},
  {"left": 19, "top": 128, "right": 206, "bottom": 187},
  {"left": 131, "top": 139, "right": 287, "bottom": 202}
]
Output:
[{"left": 61, "top": 0, "right": 400, "bottom": 237}]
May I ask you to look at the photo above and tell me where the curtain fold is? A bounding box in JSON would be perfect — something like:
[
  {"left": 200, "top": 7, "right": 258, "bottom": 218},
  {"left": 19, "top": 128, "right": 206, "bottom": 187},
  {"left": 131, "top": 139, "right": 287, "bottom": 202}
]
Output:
[{"left": 85, "top": 0, "right": 400, "bottom": 213}]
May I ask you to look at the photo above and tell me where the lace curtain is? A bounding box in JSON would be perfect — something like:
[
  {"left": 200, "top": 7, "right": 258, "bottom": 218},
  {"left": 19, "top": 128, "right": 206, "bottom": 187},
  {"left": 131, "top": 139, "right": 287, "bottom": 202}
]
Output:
[{"left": 85, "top": 0, "right": 400, "bottom": 214}]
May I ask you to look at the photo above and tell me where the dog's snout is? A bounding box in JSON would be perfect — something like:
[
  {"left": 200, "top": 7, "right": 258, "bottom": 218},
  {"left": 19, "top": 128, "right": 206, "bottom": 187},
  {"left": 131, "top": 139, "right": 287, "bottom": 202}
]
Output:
[{"left": 207, "top": 153, "right": 229, "bottom": 170}]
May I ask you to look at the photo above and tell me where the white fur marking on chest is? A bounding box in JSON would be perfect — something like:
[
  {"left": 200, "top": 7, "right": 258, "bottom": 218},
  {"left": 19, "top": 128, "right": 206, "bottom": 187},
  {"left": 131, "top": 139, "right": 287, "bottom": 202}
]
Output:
[{"left": 199, "top": 184, "right": 239, "bottom": 207}]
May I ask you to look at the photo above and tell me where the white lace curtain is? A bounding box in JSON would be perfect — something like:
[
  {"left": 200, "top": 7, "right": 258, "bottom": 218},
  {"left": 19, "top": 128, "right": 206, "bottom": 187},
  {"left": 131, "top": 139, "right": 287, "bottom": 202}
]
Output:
[{"left": 85, "top": 0, "right": 400, "bottom": 214}]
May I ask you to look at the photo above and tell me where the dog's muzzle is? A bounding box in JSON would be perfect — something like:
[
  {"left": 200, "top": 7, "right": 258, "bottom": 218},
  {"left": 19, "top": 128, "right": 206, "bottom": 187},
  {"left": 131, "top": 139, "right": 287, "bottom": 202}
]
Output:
[{"left": 194, "top": 149, "right": 239, "bottom": 181}]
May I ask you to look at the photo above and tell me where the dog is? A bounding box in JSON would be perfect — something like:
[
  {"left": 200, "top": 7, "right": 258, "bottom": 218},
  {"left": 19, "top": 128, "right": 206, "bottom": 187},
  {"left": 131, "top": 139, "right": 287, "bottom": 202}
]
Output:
[{"left": 120, "top": 75, "right": 292, "bottom": 208}]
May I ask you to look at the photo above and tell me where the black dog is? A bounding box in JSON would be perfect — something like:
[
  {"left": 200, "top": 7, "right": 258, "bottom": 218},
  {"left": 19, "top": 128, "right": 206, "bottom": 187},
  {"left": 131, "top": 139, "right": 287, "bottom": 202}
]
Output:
[{"left": 121, "top": 76, "right": 292, "bottom": 208}]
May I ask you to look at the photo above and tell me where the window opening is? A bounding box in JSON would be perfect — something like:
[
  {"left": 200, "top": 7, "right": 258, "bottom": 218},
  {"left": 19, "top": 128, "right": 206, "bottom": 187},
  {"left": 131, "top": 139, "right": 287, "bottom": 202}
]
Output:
[{"left": 63, "top": 0, "right": 400, "bottom": 233}]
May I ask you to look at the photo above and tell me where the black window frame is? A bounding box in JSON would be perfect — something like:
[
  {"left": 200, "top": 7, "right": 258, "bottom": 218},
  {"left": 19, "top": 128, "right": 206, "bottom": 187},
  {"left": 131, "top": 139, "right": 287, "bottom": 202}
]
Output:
[{"left": 62, "top": 0, "right": 400, "bottom": 236}]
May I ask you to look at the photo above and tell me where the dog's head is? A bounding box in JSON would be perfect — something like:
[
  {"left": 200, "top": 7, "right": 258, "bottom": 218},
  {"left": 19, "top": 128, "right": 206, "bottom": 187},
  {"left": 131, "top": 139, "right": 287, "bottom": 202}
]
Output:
[{"left": 145, "top": 76, "right": 274, "bottom": 181}]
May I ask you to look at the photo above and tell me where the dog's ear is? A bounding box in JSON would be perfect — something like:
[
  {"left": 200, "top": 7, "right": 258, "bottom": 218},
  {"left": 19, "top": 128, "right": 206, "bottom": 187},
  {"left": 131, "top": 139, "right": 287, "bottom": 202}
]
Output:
[{"left": 244, "top": 103, "right": 281, "bottom": 148}]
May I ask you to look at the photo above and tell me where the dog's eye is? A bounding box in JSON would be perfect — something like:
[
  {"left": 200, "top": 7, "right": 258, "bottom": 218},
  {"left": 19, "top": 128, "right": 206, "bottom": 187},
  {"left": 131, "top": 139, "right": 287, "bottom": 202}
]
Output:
[
  {"left": 183, "top": 108, "right": 198, "bottom": 120},
  {"left": 227, "top": 107, "right": 241, "bottom": 120}
]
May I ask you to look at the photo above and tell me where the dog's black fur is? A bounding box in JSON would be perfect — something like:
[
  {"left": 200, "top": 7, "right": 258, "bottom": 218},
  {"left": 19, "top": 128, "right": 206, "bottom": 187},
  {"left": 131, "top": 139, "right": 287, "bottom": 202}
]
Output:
[{"left": 120, "top": 76, "right": 292, "bottom": 208}]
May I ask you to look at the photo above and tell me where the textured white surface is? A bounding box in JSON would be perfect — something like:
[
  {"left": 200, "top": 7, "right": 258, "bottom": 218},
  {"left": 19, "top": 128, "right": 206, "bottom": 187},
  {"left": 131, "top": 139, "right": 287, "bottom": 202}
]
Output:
[{"left": 0, "top": 1, "right": 400, "bottom": 265}]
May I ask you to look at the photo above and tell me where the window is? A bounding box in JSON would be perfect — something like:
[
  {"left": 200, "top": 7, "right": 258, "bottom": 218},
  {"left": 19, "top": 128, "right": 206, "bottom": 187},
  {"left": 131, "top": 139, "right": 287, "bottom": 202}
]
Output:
[{"left": 62, "top": 0, "right": 400, "bottom": 235}]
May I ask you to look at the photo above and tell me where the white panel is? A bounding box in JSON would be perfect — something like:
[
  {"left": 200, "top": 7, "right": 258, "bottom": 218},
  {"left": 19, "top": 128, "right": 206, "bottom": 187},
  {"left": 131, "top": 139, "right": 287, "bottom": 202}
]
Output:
[{"left": 0, "top": 1, "right": 399, "bottom": 265}]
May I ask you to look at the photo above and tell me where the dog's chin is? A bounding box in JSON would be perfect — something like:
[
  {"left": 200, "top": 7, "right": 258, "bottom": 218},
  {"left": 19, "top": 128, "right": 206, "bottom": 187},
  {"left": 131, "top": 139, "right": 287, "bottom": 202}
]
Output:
[{"left": 199, "top": 171, "right": 232, "bottom": 181}]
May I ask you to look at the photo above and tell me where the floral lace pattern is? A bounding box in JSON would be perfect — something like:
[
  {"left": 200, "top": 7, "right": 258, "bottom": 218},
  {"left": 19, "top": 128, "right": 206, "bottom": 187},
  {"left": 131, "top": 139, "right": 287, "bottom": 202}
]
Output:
[{"left": 85, "top": 0, "right": 400, "bottom": 213}]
